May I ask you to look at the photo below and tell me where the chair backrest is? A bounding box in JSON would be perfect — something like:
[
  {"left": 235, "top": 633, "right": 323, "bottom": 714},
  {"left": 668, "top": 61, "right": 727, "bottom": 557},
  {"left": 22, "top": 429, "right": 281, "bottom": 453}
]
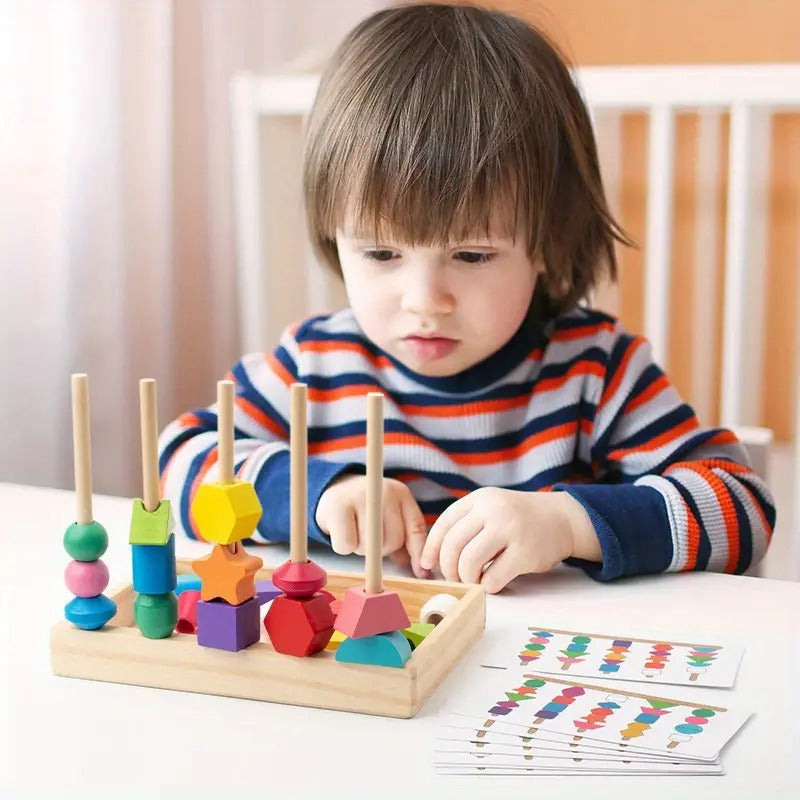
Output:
[{"left": 229, "top": 64, "right": 800, "bottom": 483}]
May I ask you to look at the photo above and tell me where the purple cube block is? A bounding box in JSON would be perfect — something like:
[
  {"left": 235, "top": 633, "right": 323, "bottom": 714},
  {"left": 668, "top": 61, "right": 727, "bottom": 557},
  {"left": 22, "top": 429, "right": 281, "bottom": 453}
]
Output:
[
  {"left": 196, "top": 598, "right": 260, "bottom": 652},
  {"left": 255, "top": 579, "right": 282, "bottom": 606}
]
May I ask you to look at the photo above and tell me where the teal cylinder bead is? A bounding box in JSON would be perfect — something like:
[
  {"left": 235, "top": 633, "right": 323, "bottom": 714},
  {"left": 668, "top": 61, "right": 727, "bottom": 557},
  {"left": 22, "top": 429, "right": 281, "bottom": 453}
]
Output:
[
  {"left": 134, "top": 592, "right": 178, "bottom": 639},
  {"left": 64, "top": 521, "right": 109, "bottom": 561},
  {"left": 132, "top": 534, "right": 177, "bottom": 594}
]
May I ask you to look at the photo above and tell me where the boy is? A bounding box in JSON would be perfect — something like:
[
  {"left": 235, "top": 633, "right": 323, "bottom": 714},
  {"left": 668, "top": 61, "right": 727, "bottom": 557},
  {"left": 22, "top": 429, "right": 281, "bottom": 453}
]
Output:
[{"left": 159, "top": 4, "right": 774, "bottom": 593}]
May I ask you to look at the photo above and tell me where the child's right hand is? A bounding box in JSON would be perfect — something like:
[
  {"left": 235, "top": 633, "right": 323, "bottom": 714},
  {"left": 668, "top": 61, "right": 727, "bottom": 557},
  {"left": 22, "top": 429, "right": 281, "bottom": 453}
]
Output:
[{"left": 315, "top": 474, "right": 430, "bottom": 577}]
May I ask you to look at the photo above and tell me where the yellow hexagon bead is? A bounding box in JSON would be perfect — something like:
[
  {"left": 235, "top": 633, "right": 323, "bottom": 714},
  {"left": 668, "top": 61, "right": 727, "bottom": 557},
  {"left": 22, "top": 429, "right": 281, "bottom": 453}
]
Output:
[{"left": 191, "top": 480, "right": 263, "bottom": 545}]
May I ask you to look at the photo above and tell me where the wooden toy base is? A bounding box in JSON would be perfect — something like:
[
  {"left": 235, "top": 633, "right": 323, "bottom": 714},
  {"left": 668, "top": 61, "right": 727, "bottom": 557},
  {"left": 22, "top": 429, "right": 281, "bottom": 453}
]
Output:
[{"left": 50, "top": 559, "right": 486, "bottom": 718}]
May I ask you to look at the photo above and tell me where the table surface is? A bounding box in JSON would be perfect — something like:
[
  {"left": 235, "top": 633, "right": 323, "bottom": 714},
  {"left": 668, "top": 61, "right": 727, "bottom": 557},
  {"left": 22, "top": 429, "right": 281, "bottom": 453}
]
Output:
[{"left": 2, "top": 481, "right": 799, "bottom": 799}]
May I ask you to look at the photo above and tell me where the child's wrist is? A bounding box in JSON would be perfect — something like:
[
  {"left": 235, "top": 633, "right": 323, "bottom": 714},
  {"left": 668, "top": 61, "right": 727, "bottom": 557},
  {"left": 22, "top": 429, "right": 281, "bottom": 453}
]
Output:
[{"left": 558, "top": 493, "right": 602, "bottom": 563}]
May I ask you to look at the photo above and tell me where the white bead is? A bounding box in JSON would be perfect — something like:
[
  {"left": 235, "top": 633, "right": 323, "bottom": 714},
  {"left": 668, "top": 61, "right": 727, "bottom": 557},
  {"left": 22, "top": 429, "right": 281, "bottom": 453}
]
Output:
[{"left": 419, "top": 593, "right": 459, "bottom": 625}]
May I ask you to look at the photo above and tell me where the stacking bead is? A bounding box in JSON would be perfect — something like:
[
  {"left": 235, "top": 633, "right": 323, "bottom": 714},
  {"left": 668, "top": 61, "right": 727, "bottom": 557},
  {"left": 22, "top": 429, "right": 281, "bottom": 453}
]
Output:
[
  {"left": 132, "top": 534, "right": 177, "bottom": 594},
  {"left": 63, "top": 521, "right": 109, "bottom": 562},
  {"left": 64, "top": 559, "right": 110, "bottom": 598},
  {"left": 134, "top": 593, "right": 178, "bottom": 639},
  {"left": 64, "top": 595, "right": 117, "bottom": 630}
]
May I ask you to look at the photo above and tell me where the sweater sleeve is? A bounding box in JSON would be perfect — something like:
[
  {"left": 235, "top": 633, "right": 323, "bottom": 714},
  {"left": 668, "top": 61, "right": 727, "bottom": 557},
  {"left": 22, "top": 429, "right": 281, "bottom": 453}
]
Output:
[
  {"left": 157, "top": 324, "right": 358, "bottom": 545},
  {"left": 554, "top": 330, "right": 776, "bottom": 581}
]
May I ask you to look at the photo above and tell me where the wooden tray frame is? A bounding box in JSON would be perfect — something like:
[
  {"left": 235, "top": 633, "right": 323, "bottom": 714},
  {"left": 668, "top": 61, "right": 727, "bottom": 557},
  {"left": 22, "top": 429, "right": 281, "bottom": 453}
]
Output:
[{"left": 50, "top": 558, "right": 485, "bottom": 718}]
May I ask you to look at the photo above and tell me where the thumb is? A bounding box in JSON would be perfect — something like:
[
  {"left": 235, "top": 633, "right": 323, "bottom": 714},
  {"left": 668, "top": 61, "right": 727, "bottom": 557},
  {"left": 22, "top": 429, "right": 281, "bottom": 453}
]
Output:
[{"left": 401, "top": 495, "right": 430, "bottom": 579}]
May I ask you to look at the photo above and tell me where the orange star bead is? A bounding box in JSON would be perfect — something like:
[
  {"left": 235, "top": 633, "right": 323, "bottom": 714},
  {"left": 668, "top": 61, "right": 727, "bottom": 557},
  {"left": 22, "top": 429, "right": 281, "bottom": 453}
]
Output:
[{"left": 192, "top": 543, "right": 263, "bottom": 606}]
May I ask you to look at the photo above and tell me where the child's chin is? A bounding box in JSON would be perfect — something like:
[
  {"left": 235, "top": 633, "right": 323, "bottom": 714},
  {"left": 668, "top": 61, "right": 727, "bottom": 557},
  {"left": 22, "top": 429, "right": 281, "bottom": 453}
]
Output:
[{"left": 398, "top": 355, "right": 468, "bottom": 378}]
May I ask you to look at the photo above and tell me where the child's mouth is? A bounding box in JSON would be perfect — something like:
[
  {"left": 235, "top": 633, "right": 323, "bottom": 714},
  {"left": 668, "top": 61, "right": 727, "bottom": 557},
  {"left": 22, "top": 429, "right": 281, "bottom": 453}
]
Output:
[{"left": 403, "top": 336, "right": 459, "bottom": 361}]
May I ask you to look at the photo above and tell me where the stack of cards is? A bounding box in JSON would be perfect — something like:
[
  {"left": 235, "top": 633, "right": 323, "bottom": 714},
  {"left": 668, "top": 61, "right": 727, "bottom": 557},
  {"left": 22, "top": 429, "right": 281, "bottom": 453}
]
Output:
[{"left": 435, "top": 627, "right": 749, "bottom": 776}]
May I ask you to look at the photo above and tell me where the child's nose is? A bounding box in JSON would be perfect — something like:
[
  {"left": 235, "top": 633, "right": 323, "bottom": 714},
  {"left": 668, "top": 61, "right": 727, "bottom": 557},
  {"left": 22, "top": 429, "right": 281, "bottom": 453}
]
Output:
[{"left": 399, "top": 267, "right": 455, "bottom": 317}]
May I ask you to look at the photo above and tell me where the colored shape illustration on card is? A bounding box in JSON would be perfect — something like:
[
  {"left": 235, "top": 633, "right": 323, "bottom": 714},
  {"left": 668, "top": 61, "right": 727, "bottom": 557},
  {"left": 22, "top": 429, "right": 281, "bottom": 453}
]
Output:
[
  {"left": 481, "top": 626, "right": 744, "bottom": 687},
  {"left": 457, "top": 672, "right": 749, "bottom": 761}
]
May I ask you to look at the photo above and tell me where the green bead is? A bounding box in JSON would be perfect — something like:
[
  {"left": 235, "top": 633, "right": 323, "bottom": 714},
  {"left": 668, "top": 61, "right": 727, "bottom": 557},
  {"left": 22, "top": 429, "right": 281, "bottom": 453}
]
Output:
[
  {"left": 63, "top": 521, "right": 109, "bottom": 561},
  {"left": 134, "top": 592, "right": 178, "bottom": 639},
  {"left": 129, "top": 498, "right": 173, "bottom": 545}
]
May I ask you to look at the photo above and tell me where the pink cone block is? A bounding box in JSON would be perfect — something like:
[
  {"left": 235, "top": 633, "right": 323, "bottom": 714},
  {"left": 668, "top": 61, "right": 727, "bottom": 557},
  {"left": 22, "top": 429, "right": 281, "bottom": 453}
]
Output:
[
  {"left": 334, "top": 587, "right": 410, "bottom": 639},
  {"left": 64, "top": 559, "right": 109, "bottom": 598},
  {"left": 177, "top": 589, "right": 201, "bottom": 634}
]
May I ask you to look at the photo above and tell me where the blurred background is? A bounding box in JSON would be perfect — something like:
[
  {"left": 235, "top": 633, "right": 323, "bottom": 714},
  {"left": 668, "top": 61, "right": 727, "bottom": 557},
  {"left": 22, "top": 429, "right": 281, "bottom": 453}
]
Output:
[{"left": 1, "top": 0, "right": 798, "bottom": 577}]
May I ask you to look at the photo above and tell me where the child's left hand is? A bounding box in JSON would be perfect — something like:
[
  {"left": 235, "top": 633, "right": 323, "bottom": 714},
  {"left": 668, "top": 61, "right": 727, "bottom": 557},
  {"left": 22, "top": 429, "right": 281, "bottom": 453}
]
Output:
[{"left": 418, "top": 488, "right": 599, "bottom": 594}]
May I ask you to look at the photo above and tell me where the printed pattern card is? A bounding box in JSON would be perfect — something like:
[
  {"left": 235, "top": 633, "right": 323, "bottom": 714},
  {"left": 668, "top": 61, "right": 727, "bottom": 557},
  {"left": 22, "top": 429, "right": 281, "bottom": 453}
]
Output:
[
  {"left": 440, "top": 717, "right": 709, "bottom": 762},
  {"left": 438, "top": 673, "right": 750, "bottom": 762},
  {"left": 481, "top": 626, "right": 744, "bottom": 687}
]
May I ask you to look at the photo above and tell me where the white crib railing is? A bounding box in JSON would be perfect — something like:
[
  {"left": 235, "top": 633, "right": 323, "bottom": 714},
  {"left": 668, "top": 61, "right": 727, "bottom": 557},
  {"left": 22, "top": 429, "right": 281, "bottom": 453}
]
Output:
[{"left": 230, "top": 65, "right": 800, "bottom": 495}]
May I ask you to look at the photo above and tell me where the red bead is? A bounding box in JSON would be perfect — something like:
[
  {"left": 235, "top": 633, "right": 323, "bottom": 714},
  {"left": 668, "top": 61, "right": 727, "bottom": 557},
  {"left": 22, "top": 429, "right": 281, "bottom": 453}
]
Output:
[
  {"left": 271, "top": 559, "right": 327, "bottom": 598},
  {"left": 264, "top": 594, "right": 334, "bottom": 656}
]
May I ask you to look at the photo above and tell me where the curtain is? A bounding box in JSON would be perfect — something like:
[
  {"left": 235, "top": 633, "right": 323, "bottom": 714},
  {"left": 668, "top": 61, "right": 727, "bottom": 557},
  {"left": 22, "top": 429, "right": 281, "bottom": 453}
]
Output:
[{"left": 0, "top": 0, "right": 388, "bottom": 496}]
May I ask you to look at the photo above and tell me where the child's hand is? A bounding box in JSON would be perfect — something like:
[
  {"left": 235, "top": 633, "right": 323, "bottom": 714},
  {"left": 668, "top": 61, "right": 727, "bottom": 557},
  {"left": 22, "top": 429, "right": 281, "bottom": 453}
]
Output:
[
  {"left": 316, "top": 475, "right": 429, "bottom": 575},
  {"left": 418, "top": 488, "right": 599, "bottom": 593}
]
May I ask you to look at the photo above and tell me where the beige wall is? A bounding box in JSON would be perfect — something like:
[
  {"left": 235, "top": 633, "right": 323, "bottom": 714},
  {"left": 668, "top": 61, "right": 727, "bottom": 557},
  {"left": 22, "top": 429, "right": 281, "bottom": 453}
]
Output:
[{"left": 450, "top": 0, "right": 800, "bottom": 440}]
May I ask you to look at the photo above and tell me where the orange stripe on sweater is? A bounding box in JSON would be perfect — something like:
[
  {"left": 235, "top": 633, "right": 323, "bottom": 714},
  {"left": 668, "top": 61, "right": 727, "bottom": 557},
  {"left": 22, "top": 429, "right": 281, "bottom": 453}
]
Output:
[
  {"left": 693, "top": 459, "right": 773, "bottom": 544},
  {"left": 703, "top": 430, "right": 739, "bottom": 447},
  {"left": 299, "top": 339, "right": 394, "bottom": 368},
  {"left": 235, "top": 395, "right": 287, "bottom": 439},
  {"left": 624, "top": 374, "right": 669, "bottom": 415},
  {"left": 536, "top": 360, "right": 605, "bottom": 394},
  {"left": 679, "top": 462, "right": 740, "bottom": 572},
  {"left": 608, "top": 416, "right": 699, "bottom": 460},
  {"left": 553, "top": 320, "right": 616, "bottom": 343},
  {"left": 600, "top": 336, "right": 644, "bottom": 409},
  {"left": 266, "top": 353, "right": 295, "bottom": 387},
  {"left": 308, "top": 422, "right": 578, "bottom": 466}
]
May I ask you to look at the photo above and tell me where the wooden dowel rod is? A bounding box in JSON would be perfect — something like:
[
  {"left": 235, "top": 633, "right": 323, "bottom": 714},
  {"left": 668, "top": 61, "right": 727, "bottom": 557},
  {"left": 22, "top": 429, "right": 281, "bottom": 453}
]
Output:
[
  {"left": 139, "top": 379, "right": 160, "bottom": 512},
  {"left": 218, "top": 380, "right": 234, "bottom": 485},
  {"left": 71, "top": 374, "right": 92, "bottom": 525},
  {"left": 365, "top": 392, "right": 383, "bottom": 594},
  {"left": 290, "top": 383, "right": 308, "bottom": 564}
]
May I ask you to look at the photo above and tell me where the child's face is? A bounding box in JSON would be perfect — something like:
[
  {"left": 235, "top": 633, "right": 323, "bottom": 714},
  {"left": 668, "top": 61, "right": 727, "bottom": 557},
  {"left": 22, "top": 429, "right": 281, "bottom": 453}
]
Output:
[{"left": 335, "top": 226, "right": 540, "bottom": 377}]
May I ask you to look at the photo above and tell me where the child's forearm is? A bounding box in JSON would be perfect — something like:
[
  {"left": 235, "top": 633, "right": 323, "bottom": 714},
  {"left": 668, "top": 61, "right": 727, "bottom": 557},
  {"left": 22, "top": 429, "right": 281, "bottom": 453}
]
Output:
[{"left": 558, "top": 493, "right": 602, "bottom": 562}]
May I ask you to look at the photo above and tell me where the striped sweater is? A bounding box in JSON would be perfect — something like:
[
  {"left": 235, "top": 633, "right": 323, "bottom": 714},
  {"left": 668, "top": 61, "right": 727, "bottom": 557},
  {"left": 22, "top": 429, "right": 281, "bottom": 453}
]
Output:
[{"left": 158, "top": 305, "right": 775, "bottom": 581}]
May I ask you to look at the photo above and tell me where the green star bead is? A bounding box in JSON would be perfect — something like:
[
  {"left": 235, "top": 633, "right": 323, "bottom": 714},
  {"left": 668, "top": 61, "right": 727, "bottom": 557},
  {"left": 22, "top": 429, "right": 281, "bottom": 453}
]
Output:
[{"left": 63, "top": 521, "right": 109, "bottom": 561}]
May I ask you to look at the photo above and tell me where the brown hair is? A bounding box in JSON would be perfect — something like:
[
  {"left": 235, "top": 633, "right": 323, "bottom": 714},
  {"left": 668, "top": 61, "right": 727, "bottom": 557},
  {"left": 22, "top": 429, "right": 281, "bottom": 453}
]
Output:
[{"left": 303, "top": 2, "right": 633, "bottom": 323}]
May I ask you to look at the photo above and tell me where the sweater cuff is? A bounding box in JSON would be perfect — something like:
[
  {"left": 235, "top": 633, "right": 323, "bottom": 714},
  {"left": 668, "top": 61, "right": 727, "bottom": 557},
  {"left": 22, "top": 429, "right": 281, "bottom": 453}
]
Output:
[
  {"left": 553, "top": 483, "right": 673, "bottom": 581},
  {"left": 253, "top": 451, "right": 362, "bottom": 545}
]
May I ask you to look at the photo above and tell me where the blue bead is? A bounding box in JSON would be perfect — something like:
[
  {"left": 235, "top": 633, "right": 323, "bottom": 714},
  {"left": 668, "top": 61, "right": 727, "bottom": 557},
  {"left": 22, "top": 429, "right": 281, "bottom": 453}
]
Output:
[
  {"left": 175, "top": 573, "right": 202, "bottom": 595},
  {"left": 132, "top": 534, "right": 177, "bottom": 594},
  {"left": 65, "top": 595, "right": 117, "bottom": 630}
]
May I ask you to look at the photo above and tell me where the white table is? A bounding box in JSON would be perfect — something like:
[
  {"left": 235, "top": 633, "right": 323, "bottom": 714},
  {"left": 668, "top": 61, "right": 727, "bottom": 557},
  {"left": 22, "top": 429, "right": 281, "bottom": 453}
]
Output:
[{"left": 2, "top": 482, "right": 798, "bottom": 799}]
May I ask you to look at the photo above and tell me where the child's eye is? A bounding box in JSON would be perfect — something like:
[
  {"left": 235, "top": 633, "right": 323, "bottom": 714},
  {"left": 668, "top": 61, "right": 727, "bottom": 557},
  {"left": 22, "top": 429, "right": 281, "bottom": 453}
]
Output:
[
  {"left": 362, "top": 249, "right": 398, "bottom": 262},
  {"left": 454, "top": 251, "right": 494, "bottom": 264}
]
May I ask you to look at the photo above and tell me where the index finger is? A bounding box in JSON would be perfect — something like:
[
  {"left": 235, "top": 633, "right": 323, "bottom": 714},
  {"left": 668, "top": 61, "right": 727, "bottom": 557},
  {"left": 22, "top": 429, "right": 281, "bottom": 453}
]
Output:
[
  {"left": 420, "top": 494, "right": 471, "bottom": 571},
  {"left": 400, "top": 496, "right": 430, "bottom": 579}
]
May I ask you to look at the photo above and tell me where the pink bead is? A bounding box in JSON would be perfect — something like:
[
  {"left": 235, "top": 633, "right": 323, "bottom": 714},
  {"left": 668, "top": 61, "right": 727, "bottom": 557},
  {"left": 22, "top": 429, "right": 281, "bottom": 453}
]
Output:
[{"left": 65, "top": 559, "right": 109, "bottom": 597}]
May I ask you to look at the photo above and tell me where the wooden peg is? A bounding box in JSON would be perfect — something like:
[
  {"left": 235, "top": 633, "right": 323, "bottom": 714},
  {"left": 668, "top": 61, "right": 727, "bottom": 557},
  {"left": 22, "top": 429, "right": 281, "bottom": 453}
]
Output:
[
  {"left": 335, "top": 392, "right": 410, "bottom": 640},
  {"left": 217, "top": 379, "right": 234, "bottom": 485},
  {"left": 71, "top": 374, "right": 92, "bottom": 525},
  {"left": 290, "top": 382, "right": 307, "bottom": 564},
  {"left": 365, "top": 392, "right": 383, "bottom": 594},
  {"left": 139, "top": 378, "right": 161, "bottom": 512}
]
